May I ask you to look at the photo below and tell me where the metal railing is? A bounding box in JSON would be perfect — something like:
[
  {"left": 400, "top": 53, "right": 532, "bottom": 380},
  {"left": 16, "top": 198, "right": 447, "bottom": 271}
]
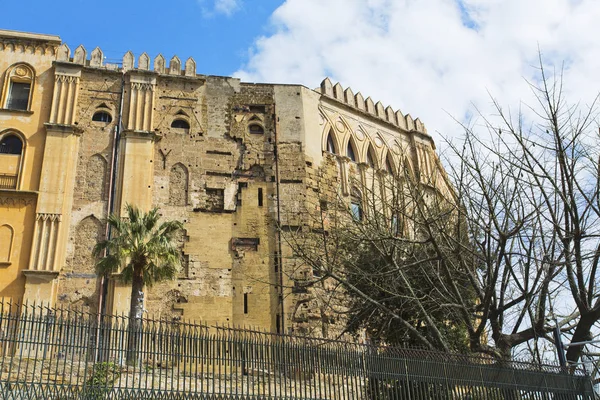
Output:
[
  {"left": 0, "top": 301, "right": 594, "bottom": 399},
  {"left": 0, "top": 174, "right": 17, "bottom": 190}
]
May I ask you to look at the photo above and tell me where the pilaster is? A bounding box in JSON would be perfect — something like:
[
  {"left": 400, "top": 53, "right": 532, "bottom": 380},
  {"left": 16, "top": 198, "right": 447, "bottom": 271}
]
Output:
[
  {"left": 24, "top": 99, "right": 82, "bottom": 305},
  {"left": 109, "top": 72, "right": 158, "bottom": 314}
]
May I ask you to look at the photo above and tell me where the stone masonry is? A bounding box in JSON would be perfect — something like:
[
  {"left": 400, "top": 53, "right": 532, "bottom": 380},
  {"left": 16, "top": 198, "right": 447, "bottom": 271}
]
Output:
[{"left": 0, "top": 29, "right": 446, "bottom": 338}]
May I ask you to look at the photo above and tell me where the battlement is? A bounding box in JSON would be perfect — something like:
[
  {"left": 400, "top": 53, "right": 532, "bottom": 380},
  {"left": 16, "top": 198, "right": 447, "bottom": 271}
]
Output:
[
  {"left": 53, "top": 43, "right": 199, "bottom": 76},
  {"left": 319, "top": 77, "right": 427, "bottom": 135}
]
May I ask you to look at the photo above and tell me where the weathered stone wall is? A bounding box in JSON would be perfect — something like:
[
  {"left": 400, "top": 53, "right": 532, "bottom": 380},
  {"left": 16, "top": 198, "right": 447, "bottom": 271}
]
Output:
[{"left": 1, "top": 30, "right": 444, "bottom": 340}]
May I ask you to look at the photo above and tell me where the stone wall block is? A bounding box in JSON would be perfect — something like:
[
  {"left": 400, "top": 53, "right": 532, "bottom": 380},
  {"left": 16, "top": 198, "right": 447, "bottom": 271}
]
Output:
[
  {"left": 90, "top": 47, "right": 103, "bottom": 67},
  {"left": 138, "top": 52, "right": 150, "bottom": 70},
  {"left": 320, "top": 78, "right": 333, "bottom": 97},
  {"left": 123, "top": 51, "right": 134, "bottom": 70},
  {"left": 56, "top": 44, "right": 70, "bottom": 62},
  {"left": 354, "top": 92, "right": 365, "bottom": 111},
  {"left": 154, "top": 54, "right": 165, "bottom": 74},
  {"left": 385, "top": 106, "right": 396, "bottom": 125},
  {"left": 333, "top": 82, "right": 344, "bottom": 101},
  {"left": 344, "top": 87, "right": 355, "bottom": 107},
  {"left": 169, "top": 56, "right": 181, "bottom": 75},
  {"left": 184, "top": 57, "right": 196, "bottom": 77},
  {"left": 395, "top": 110, "right": 407, "bottom": 130},
  {"left": 73, "top": 45, "right": 86, "bottom": 65}
]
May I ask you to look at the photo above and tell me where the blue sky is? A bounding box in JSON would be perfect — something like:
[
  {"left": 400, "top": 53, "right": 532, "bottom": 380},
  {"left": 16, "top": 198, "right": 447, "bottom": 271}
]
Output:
[
  {"left": 2, "top": 0, "right": 283, "bottom": 76},
  {"left": 3, "top": 0, "right": 600, "bottom": 144}
]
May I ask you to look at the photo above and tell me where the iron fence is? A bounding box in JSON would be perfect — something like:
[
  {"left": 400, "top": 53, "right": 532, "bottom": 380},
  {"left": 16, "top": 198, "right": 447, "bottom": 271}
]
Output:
[{"left": 0, "top": 301, "right": 594, "bottom": 399}]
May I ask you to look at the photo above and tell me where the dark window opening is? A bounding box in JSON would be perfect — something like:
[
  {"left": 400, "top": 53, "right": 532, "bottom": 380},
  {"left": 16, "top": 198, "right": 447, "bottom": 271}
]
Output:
[
  {"left": 274, "top": 251, "right": 279, "bottom": 273},
  {"left": 326, "top": 132, "right": 336, "bottom": 153},
  {"left": 319, "top": 200, "right": 328, "bottom": 211},
  {"left": 244, "top": 293, "right": 248, "bottom": 314},
  {"left": 171, "top": 119, "right": 190, "bottom": 129},
  {"left": 347, "top": 141, "right": 356, "bottom": 162},
  {"left": 249, "top": 105, "right": 266, "bottom": 114},
  {"left": 367, "top": 147, "right": 376, "bottom": 168},
  {"left": 248, "top": 124, "right": 264, "bottom": 134},
  {"left": 0, "top": 135, "right": 23, "bottom": 155},
  {"left": 7, "top": 82, "right": 30, "bottom": 111},
  {"left": 206, "top": 188, "right": 225, "bottom": 211},
  {"left": 258, "top": 188, "right": 263, "bottom": 206},
  {"left": 351, "top": 189, "right": 362, "bottom": 221},
  {"left": 92, "top": 111, "right": 112, "bottom": 123},
  {"left": 386, "top": 155, "right": 394, "bottom": 173},
  {"left": 276, "top": 314, "right": 281, "bottom": 334},
  {"left": 351, "top": 201, "right": 362, "bottom": 221}
]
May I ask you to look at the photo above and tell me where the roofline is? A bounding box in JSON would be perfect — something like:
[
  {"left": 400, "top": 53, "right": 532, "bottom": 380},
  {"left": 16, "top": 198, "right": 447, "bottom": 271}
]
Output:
[{"left": 0, "top": 29, "right": 61, "bottom": 45}]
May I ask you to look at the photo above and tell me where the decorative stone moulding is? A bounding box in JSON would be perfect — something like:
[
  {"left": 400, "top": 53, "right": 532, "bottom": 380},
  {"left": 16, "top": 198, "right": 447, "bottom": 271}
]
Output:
[{"left": 318, "top": 77, "right": 428, "bottom": 134}]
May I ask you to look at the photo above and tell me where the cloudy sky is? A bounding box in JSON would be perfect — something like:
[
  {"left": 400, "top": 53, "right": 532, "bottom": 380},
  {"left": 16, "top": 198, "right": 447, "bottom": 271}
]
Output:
[{"left": 5, "top": 0, "right": 600, "bottom": 145}]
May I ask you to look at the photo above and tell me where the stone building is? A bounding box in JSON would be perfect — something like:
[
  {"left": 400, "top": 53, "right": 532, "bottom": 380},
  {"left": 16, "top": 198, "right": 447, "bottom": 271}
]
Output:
[{"left": 0, "top": 29, "right": 445, "bottom": 336}]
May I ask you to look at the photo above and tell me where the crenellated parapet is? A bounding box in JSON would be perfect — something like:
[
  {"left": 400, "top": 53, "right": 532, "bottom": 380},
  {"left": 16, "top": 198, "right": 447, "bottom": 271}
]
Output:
[
  {"left": 319, "top": 77, "right": 428, "bottom": 135},
  {"left": 54, "top": 43, "right": 198, "bottom": 77}
]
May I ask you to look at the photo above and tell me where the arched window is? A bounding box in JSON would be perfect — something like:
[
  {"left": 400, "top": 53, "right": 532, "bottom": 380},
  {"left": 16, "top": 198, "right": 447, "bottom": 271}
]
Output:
[
  {"left": 326, "top": 131, "right": 336, "bottom": 153},
  {"left": 347, "top": 139, "right": 357, "bottom": 162},
  {"left": 385, "top": 153, "right": 394, "bottom": 174},
  {"left": 2, "top": 64, "right": 35, "bottom": 111},
  {"left": 0, "top": 135, "right": 23, "bottom": 154},
  {"left": 0, "top": 133, "right": 24, "bottom": 190},
  {"left": 171, "top": 119, "right": 190, "bottom": 129},
  {"left": 92, "top": 111, "right": 112, "bottom": 123},
  {"left": 366, "top": 145, "right": 376, "bottom": 168},
  {"left": 350, "top": 188, "right": 363, "bottom": 221},
  {"left": 248, "top": 124, "right": 264, "bottom": 134}
]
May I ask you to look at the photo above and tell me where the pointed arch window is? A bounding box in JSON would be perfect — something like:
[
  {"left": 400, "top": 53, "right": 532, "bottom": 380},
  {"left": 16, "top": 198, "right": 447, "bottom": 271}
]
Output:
[
  {"left": 366, "top": 146, "right": 376, "bottom": 168},
  {"left": 2, "top": 64, "right": 35, "bottom": 111},
  {"left": 326, "top": 131, "right": 336, "bottom": 154},
  {"left": 347, "top": 140, "right": 357, "bottom": 162},
  {"left": 385, "top": 154, "right": 394, "bottom": 174}
]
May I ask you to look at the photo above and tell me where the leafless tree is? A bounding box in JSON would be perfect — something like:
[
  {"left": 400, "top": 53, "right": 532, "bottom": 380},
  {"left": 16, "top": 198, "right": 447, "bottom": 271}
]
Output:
[{"left": 281, "top": 57, "right": 600, "bottom": 365}]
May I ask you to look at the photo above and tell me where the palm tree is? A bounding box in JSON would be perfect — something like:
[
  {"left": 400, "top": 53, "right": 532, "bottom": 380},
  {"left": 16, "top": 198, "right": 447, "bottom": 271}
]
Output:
[{"left": 94, "top": 204, "right": 183, "bottom": 365}]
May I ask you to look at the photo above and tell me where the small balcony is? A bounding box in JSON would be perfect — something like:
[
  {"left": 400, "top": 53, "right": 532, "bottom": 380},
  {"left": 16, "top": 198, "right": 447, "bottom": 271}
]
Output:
[{"left": 0, "top": 173, "right": 17, "bottom": 190}]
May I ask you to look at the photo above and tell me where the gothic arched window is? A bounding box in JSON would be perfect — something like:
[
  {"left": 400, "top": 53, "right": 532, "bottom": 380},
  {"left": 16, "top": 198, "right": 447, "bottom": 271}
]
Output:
[
  {"left": 326, "top": 131, "right": 336, "bottom": 154},
  {"left": 347, "top": 139, "right": 357, "bottom": 162}
]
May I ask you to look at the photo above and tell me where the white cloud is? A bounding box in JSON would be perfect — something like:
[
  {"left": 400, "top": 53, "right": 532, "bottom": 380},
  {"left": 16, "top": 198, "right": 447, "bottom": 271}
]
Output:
[
  {"left": 199, "top": 0, "right": 241, "bottom": 17},
  {"left": 235, "top": 0, "right": 600, "bottom": 146}
]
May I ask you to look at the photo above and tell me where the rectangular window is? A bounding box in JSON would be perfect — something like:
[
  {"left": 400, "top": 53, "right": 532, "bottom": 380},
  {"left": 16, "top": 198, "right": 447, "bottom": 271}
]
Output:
[
  {"left": 205, "top": 188, "right": 224, "bottom": 211},
  {"left": 274, "top": 251, "right": 279, "bottom": 273},
  {"left": 351, "top": 201, "right": 362, "bottom": 221},
  {"left": 276, "top": 314, "right": 281, "bottom": 334},
  {"left": 7, "top": 82, "right": 30, "bottom": 110},
  {"left": 258, "top": 188, "right": 263, "bottom": 206},
  {"left": 243, "top": 293, "right": 248, "bottom": 314}
]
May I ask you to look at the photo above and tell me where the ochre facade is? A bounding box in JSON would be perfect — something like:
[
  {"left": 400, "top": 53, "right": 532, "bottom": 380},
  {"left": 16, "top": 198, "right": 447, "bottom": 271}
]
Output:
[{"left": 0, "top": 29, "right": 444, "bottom": 336}]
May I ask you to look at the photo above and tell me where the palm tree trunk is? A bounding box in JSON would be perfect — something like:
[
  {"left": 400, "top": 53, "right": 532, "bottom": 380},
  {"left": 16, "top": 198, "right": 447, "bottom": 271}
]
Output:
[{"left": 126, "top": 267, "right": 144, "bottom": 366}]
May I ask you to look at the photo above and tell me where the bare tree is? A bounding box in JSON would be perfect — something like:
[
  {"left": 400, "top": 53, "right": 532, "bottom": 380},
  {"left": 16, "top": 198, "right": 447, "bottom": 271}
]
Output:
[{"left": 281, "top": 57, "right": 600, "bottom": 365}]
